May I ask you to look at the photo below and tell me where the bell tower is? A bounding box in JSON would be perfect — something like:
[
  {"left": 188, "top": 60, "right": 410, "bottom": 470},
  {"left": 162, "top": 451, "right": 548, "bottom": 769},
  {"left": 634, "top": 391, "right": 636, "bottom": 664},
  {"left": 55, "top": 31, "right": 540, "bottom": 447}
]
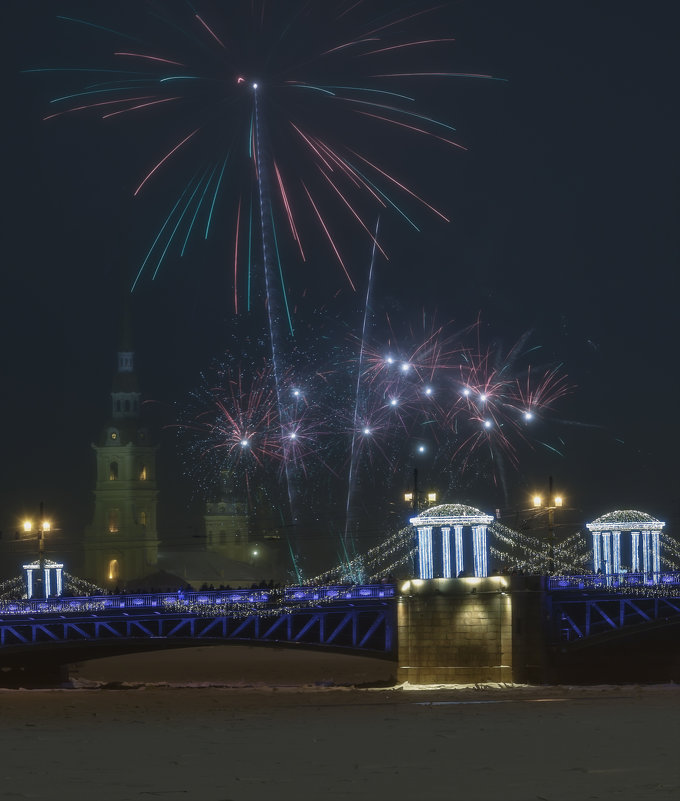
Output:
[{"left": 83, "top": 307, "right": 159, "bottom": 588}]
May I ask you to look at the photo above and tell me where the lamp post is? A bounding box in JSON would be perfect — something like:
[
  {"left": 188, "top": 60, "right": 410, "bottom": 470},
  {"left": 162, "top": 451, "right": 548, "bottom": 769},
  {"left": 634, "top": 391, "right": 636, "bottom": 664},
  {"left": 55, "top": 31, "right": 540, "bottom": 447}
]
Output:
[
  {"left": 404, "top": 468, "right": 437, "bottom": 515},
  {"left": 23, "top": 503, "right": 51, "bottom": 598},
  {"left": 403, "top": 467, "right": 438, "bottom": 578},
  {"left": 531, "top": 476, "right": 563, "bottom": 574}
]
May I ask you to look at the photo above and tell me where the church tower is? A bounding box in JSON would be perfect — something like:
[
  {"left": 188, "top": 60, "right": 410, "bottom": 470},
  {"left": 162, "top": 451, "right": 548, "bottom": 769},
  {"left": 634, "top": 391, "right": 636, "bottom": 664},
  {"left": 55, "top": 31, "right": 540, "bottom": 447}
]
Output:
[
  {"left": 204, "top": 470, "right": 249, "bottom": 557},
  {"left": 83, "top": 311, "right": 159, "bottom": 588}
]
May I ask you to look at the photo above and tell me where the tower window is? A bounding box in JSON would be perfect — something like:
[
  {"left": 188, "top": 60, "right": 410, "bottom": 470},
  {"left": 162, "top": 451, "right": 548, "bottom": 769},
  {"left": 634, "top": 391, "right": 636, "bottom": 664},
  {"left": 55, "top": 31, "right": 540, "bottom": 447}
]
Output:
[
  {"left": 108, "top": 509, "right": 120, "bottom": 533},
  {"left": 108, "top": 559, "right": 119, "bottom": 581},
  {"left": 109, "top": 462, "right": 118, "bottom": 481},
  {"left": 139, "top": 511, "right": 147, "bottom": 527},
  {"left": 139, "top": 465, "right": 147, "bottom": 480}
]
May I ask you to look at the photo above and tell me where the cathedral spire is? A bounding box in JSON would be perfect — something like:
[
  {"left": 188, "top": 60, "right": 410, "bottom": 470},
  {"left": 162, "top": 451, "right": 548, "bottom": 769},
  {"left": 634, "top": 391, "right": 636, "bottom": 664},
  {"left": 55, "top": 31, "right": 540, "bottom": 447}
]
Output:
[
  {"left": 111, "top": 295, "right": 140, "bottom": 420},
  {"left": 85, "top": 289, "right": 160, "bottom": 588}
]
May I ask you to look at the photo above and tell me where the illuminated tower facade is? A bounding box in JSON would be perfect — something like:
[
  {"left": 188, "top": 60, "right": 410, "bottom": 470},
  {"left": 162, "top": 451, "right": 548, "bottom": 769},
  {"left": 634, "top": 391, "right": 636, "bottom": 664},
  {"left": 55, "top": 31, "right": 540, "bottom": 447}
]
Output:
[
  {"left": 203, "top": 471, "right": 284, "bottom": 580},
  {"left": 204, "top": 471, "right": 249, "bottom": 557},
  {"left": 83, "top": 321, "right": 159, "bottom": 588}
]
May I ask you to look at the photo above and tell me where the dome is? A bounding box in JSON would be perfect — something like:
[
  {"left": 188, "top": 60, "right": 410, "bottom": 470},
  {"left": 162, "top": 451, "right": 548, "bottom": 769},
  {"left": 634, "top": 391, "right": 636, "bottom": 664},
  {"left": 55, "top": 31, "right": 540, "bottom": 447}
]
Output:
[
  {"left": 410, "top": 503, "right": 494, "bottom": 526},
  {"left": 586, "top": 509, "right": 665, "bottom": 532},
  {"left": 424, "top": 503, "right": 486, "bottom": 517}
]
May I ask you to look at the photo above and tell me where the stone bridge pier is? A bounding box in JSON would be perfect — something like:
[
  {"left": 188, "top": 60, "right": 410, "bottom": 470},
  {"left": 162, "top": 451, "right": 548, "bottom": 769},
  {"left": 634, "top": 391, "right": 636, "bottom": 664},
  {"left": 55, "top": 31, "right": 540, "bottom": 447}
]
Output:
[{"left": 396, "top": 575, "right": 550, "bottom": 685}]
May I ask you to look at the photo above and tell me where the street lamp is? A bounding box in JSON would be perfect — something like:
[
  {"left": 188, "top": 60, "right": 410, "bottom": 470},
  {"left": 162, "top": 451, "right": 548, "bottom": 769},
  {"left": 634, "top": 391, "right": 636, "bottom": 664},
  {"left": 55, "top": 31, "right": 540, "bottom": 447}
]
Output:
[
  {"left": 22, "top": 511, "right": 51, "bottom": 598},
  {"left": 404, "top": 468, "right": 437, "bottom": 514},
  {"left": 531, "top": 476, "right": 564, "bottom": 574}
]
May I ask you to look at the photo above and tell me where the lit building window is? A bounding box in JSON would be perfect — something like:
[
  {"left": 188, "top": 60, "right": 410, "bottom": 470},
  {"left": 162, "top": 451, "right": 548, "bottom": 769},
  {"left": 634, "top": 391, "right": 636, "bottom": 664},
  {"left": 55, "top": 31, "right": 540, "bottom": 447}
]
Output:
[
  {"left": 139, "top": 465, "right": 147, "bottom": 480},
  {"left": 109, "top": 461, "right": 118, "bottom": 481},
  {"left": 109, "top": 509, "right": 120, "bottom": 533},
  {"left": 108, "top": 559, "right": 119, "bottom": 581},
  {"left": 139, "top": 511, "right": 147, "bottom": 527}
]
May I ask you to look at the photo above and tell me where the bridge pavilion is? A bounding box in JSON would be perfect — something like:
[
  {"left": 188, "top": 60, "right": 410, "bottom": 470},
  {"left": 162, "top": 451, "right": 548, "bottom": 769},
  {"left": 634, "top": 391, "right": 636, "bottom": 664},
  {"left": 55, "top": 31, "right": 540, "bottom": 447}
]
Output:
[
  {"left": 586, "top": 509, "right": 665, "bottom": 576},
  {"left": 410, "top": 503, "right": 494, "bottom": 579}
]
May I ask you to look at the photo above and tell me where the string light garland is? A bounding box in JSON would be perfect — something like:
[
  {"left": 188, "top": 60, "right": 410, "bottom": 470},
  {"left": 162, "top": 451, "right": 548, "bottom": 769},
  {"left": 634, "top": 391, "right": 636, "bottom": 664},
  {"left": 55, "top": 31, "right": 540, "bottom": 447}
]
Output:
[
  {"left": 0, "top": 515, "right": 672, "bottom": 615},
  {"left": 63, "top": 572, "right": 107, "bottom": 597},
  {"left": 0, "top": 576, "right": 25, "bottom": 600}
]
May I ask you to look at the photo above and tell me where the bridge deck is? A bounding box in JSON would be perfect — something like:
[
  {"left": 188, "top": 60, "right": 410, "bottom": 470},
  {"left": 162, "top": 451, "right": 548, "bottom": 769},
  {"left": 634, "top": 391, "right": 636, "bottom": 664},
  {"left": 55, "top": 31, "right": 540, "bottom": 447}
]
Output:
[
  {"left": 0, "top": 585, "right": 398, "bottom": 666},
  {"left": 0, "top": 583, "right": 396, "bottom": 616}
]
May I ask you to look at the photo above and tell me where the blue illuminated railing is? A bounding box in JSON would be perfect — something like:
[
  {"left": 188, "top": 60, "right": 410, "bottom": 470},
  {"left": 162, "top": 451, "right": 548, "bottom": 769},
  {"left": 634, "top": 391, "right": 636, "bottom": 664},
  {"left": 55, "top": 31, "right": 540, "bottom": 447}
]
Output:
[
  {"left": 0, "top": 584, "right": 396, "bottom": 616},
  {"left": 548, "top": 572, "right": 680, "bottom": 591},
  {"left": 283, "top": 585, "right": 395, "bottom": 602}
]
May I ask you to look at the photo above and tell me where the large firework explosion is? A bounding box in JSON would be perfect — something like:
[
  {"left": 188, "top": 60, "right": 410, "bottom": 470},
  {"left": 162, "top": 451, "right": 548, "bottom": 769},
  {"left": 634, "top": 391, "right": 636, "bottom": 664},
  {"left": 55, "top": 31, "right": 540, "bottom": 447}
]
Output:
[
  {"left": 26, "top": 1, "right": 503, "bottom": 313},
  {"left": 25, "top": 2, "right": 511, "bottom": 541},
  {"left": 25, "top": 3, "right": 582, "bottom": 564}
]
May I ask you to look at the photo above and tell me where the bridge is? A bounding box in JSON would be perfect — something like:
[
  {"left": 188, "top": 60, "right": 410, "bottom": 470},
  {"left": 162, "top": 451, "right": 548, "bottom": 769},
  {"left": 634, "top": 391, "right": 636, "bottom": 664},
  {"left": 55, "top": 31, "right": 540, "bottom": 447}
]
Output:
[
  {"left": 1, "top": 575, "right": 679, "bottom": 686},
  {"left": 0, "top": 584, "right": 397, "bottom": 685}
]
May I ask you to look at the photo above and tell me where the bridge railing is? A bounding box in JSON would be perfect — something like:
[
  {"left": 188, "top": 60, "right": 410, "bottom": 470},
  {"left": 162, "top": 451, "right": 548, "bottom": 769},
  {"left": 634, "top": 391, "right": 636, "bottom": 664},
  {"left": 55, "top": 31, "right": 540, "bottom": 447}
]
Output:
[
  {"left": 548, "top": 572, "right": 680, "bottom": 591},
  {"left": 283, "top": 584, "right": 395, "bottom": 602},
  {"left": 0, "top": 584, "right": 396, "bottom": 616}
]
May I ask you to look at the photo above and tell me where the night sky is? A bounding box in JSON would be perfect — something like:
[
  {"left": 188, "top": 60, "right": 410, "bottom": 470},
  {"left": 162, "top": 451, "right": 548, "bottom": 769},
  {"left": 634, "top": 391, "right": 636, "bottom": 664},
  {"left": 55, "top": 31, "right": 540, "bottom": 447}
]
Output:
[{"left": 3, "top": 1, "right": 678, "bottom": 571}]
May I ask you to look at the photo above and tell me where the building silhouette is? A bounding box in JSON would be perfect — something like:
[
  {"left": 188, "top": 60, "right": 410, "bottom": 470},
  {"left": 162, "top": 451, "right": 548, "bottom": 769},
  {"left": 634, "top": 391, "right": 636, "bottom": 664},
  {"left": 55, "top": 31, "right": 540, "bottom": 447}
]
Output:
[
  {"left": 82, "top": 310, "right": 286, "bottom": 591},
  {"left": 82, "top": 312, "right": 159, "bottom": 588}
]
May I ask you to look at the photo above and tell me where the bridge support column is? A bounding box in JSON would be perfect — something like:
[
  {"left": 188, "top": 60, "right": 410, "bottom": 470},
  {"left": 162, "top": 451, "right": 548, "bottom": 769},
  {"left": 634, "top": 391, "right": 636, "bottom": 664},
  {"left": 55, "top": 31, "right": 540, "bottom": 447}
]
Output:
[
  {"left": 397, "top": 577, "right": 513, "bottom": 685},
  {"left": 396, "top": 576, "right": 551, "bottom": 685}
]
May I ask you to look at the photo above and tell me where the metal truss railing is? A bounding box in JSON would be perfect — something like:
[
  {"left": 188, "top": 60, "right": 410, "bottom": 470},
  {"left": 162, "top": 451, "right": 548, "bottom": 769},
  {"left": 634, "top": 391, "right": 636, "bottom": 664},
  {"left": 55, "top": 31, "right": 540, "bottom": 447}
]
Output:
[
  {"left": 0, "top": 601, "right": 395, "bottom": 656},
  {"left": 553, "top": 594, "right": 680, "bottom": 643}
]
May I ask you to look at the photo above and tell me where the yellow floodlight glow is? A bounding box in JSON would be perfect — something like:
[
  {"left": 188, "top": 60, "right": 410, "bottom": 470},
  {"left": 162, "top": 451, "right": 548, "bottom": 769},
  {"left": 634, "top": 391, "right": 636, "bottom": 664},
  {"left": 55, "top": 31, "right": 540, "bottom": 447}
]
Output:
[
  {"left": 404, "top": 492, "right": 413, "bottom": 503},
  {"left": 427, "top": 492, "right": 437, "bottom": 503},
  {"left": 533, "top": 495, "right": 542, "bottom": 507},
  {"left": 554, "top": 496, "right": 563, "bottom": 507},
  {"left": 23, "top": 520, "right": 32, "bottom": 533}
]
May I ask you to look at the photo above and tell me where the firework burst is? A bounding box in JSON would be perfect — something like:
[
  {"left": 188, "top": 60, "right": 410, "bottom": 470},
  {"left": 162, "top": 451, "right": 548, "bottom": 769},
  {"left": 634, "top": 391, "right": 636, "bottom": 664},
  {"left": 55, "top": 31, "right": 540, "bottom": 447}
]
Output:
[
  {"left": 177, "top": 316, "right": 575, "bottom": 536},
  {"left": 25, "top": 2, "right": 503, "bottom": 313}
]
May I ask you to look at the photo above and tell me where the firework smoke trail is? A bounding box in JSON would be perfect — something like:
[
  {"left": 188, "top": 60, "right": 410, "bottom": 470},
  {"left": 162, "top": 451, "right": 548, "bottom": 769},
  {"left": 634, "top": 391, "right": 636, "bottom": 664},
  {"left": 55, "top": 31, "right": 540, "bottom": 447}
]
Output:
[
  {"left": 253, "top": 83, "right": 298, "bottom": 530},
  {"left": 344, "top": 216, "right": 380, "bottom": 548}
]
